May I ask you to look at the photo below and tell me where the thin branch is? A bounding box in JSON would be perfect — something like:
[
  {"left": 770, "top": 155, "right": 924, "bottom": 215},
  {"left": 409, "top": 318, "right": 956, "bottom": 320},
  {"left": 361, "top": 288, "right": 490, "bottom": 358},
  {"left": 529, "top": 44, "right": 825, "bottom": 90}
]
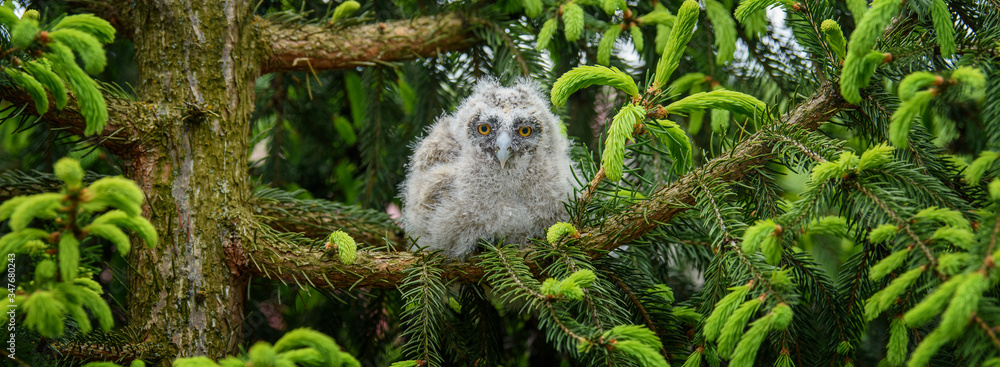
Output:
[
  {"left": 974, "top": 314, "right": 1000, "bottom": 351},
  {"left": 607, "top": 273, "right": 668, "bottom": 357},
  {"left": 250, "top": 191, "right": 404, "bottom": 246},
  {"left": 874, "top": 169, "right": 960, "bottom": 211},
  {"left": 573, "top": 166, "right": 605, "bottom": 225},
  {"left": 985, "top": 212, "right": 1000, "bottom": 269},
  {"left": 474, "top": 19, "right": 530, "bottom": 76},
  {"left": 249, "top": 234, "right": 500, "bottom": 288},
  {"left": 854, "top": 183, "right": 938, "bottom": 268},
  {"left": 46, "top": 338, "right": 168, "bottom": 365},
  {"left": 695, "top": 180, "right": 736, "bottom": 251},
  {"left": 549, "top": 247, "right": 604, "bottom": 330},
  {"left": 784, "top": 255, "right": 849, "bottom": 345},
  {"left": 771, "top": 133, "right": 828, "bottom": 163},
  {"left": 735, "top": 27, "right": 793, "bottom": 99},
  {"left": 580, "top": 83, "right": 848, "bottom": 253},
  {"left": 494, "top": 247, "right": 547, "bottom": 301},
  {"left": 261, "top": 12, "right": 478, "bottom": 74}
]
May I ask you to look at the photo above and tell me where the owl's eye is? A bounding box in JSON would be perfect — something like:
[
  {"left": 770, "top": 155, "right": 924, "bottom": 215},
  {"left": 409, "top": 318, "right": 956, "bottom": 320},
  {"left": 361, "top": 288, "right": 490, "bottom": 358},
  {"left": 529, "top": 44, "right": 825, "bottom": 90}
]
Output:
[
  {"left": 477, "top": 124, "right": 491, "bottom": 135},
  {"left": 518, "top": 126, "right": 532, "bottom": 137}
]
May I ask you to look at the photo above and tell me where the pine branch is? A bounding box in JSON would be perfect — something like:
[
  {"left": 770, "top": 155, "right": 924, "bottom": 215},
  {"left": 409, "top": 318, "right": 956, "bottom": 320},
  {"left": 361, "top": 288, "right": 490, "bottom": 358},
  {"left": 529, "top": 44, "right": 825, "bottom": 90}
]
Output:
[
  {"left": 485, "top": 246, "right": 588, "bottom": 347},
  {"left": 735, "top": 26, "right": 794, "bottom": 99},
  {"left": 838, "top": 248, "right": 877, "bottom": 350},
  {"left": 975, "top": 314, "right": 1000, "bottom": 351},
  {"left": 537, "top": 245, "right": 615, "bottom": 334},
  {"left": 45, "top": 333, "right": 169, "bottom": 365},
  {"left": 771, "top": 133, "right": 829, "bottom": 163},
  {"left": 247, "top": 234, "right": 530, "bottom": 288},
  {"left": 606, "top": 273, "right": 667, "bottom": 356},
  {"left": 251, "top": 187, "right": 403, "bottom": 246},
  {"left": 580, "top": 83, "right": 849, "bottom": 253},
  {"left": 987, "top": 212, "right": 1000, "bottom": 268},
  {"left": 261, "top": 12, "right": 478, "bottom": 73},
  {"left": 853, "top": 182, "right": 939, "bottom": 268},
  {"left": 399, "top": 257, "right": 447, "bottom": 366},
  {"left": 0, "top": 169, "right": 105, "bottom": 202},
  {"left": 784, "top": 253, "right": 851, "bottom": 358},
  {"left": 0, "top": 88, "right": 141, "bottom": 155},
  {"left": 472, "top": 19, "right": 530, "bottom": 76}
]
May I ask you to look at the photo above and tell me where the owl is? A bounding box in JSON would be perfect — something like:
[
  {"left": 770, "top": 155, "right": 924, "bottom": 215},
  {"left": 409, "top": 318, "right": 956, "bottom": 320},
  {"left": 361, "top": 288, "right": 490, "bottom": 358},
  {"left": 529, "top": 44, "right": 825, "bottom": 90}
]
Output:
[{"left": 400, "top": 78, "right": 577, "bottom": 258}]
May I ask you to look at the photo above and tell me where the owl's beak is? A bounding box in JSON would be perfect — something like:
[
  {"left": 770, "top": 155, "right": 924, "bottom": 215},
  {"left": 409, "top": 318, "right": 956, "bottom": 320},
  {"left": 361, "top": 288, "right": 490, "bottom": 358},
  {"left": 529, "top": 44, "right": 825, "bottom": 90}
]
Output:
[{"left": 496, "top": 131, "right": 512, "bottom": 168}]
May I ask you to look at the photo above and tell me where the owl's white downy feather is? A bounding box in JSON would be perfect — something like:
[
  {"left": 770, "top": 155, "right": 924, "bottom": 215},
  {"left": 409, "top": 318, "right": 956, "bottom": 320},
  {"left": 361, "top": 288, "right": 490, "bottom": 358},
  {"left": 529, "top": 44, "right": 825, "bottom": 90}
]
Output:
[{"left": 400, "top": 78, "right": 577, "bottom": 258}]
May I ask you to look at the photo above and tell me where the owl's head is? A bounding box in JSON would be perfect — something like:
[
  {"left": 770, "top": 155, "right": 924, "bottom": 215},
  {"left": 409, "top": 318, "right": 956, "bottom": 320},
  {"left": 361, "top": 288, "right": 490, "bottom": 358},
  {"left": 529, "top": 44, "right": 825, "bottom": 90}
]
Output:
[{"left": 450, "top": 78, "right": 565, "bottom": 169}]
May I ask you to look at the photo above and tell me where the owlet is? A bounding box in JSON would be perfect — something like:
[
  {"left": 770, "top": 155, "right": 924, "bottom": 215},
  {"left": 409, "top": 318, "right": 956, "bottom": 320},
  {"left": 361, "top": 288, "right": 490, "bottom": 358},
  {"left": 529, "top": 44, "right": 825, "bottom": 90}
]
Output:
[{"left": 400, "top": 78, "right": 577, "bottom": 258}]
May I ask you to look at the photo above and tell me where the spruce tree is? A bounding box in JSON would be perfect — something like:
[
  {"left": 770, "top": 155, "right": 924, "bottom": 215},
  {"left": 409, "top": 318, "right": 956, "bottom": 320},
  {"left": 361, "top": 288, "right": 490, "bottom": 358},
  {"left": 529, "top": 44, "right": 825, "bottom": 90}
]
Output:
[{"left": 1, "top": 0, "right": 998, "bottom": 366}]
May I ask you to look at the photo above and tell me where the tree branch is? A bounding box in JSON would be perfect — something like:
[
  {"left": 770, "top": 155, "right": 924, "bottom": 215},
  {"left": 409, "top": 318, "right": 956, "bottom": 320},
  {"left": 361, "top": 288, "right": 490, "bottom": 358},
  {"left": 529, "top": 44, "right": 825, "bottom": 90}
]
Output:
[
  {"left": 248, "top": 83, "right": 848, "bottom": 288},
  {"left": 247, "top": 238, "right": 496, "bottom": 289},
  {"left": 261, "top": 12, "right": 478, "bottom": 74},
  {"left": 250, "top": 190, "right": 404, "bottom": 246},
  {"left": 0, "top": 170, "right": 106, "bottom": 202},
  {"left": 0, "top": 89, "right": 141, "bottom": 156},
  {"left": 582, "top": 83, "right": 847, "bottom": 252},
  {"left": 46, "top": 336, "right": 168, "bottom": 365}
]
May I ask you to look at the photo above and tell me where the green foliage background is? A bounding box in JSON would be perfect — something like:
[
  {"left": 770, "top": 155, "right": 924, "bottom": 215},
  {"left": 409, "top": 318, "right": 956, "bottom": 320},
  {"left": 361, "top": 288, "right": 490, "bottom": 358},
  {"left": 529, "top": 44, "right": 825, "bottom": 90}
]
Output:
[{"left": 2, "top": 0, "right": 1000, "bottom": 365}]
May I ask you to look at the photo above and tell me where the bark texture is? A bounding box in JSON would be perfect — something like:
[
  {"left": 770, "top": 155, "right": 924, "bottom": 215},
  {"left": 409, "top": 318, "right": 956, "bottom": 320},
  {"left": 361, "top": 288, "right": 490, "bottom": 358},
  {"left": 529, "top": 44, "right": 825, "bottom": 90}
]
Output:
[
  {"left": 262, "top": 12, "right": 476, "bottom": 73},
  {"left": 123, "top": 0, "right": 258, "bottom": 361},
  {"left": 2, "top": 4, "right": 480, "bottom": 363}
]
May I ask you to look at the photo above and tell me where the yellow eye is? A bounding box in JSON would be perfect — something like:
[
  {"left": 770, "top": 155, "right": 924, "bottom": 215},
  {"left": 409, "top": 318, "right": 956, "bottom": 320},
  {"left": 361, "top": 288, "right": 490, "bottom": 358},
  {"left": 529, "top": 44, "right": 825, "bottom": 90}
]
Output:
[
  {"left": 478, "top": 124, "right": 491, "bottom": 135},
  {"left": 518, "top": 126, "right": 532, "bottom": 137}
]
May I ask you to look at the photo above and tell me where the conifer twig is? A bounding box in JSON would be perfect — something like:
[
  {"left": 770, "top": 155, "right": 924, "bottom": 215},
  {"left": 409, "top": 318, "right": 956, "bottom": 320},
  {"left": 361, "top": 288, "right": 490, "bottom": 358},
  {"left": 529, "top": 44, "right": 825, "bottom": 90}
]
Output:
[
  {"left": 607, "top": 273, "right": 668, "bottom": 357},
  {"left": 574, "top": 166, "right": 605, "bottom": 225},
  {"left": 854, "top": 183, "right": 939, "bottom": 269},
  {"left": 492, "top": 248, "right": 585, "bottom": 341},
  {"left": 771, "top": 133, "right": 828, "bottom": 163},
  {"left": 0, "top": 88, "right": 141, "bottom": 155},
  {"left": 551, "top": 247, "right": 604, "bottom": 329},
  {"left": 493, "top": 247, "right": 546, "bottom": 301},
  {"left": 986, "top": 212, "right": 1000, "bottom": 269},
  {"left": 581, "top": 83, "right": 848, "bottom": 253},
  {"left": 974, "top": 314, "right": 1000, "bottom": 351}
]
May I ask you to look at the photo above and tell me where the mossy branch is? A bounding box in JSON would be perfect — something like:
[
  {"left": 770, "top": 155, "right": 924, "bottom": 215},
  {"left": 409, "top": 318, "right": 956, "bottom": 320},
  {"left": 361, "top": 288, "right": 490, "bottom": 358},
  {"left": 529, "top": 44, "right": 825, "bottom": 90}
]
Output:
[
  {"left": 262, "top": 12, "right": 478, "bottom": 74},
  {"left": 0, "top": 88, "right": 142, "bottom": 155},
  {"left": 46, "top": 337, "right": 168, "bottom": 366},
  {"left": 247, "top": 235, "right": 538, "bottom": 289}
]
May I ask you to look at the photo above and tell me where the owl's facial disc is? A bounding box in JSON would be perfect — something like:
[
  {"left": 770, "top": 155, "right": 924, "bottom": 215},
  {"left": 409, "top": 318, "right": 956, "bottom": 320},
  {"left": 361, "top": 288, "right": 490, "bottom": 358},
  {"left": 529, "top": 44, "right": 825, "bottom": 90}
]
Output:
[{"left": 496, "top": 131, "right": 512, "bottom": 168}]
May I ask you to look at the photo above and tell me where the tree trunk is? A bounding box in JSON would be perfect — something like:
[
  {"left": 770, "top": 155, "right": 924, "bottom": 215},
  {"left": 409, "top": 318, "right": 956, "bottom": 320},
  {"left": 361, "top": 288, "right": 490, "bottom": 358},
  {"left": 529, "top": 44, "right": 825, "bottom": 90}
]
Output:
[{"left": 125, "top": 0, "right": 257, "bottom": 361}]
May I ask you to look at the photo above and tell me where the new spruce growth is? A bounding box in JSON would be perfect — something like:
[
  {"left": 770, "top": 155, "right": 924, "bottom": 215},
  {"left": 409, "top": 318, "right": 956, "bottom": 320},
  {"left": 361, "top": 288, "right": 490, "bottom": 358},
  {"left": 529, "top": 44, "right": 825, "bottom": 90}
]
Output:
[
  {"left": 0, "top": 157, "right": 155, "bottom": 338},
  {"left": 325, "top": 230, "right": 358, "bottom": 265},
  {"left": 0, "top": 9, "right": 115, "bottom": 135}
]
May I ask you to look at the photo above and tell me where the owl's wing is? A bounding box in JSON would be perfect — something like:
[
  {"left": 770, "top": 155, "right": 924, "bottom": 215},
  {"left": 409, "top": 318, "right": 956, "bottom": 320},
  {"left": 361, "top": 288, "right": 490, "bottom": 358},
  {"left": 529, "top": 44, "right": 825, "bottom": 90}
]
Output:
[
  {"left": 410, "top": 121, "right": 461, "bottom": 172},
  {"left": 401, "top": 120, "right": 461, "bottom": 248}
]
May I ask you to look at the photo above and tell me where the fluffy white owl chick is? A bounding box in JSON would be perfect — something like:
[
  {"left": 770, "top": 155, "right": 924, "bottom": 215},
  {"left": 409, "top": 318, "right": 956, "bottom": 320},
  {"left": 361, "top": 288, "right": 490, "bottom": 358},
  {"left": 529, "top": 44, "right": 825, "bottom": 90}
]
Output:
[{"left": 400, "top": 78, "right": 577, "bottom": 258}]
